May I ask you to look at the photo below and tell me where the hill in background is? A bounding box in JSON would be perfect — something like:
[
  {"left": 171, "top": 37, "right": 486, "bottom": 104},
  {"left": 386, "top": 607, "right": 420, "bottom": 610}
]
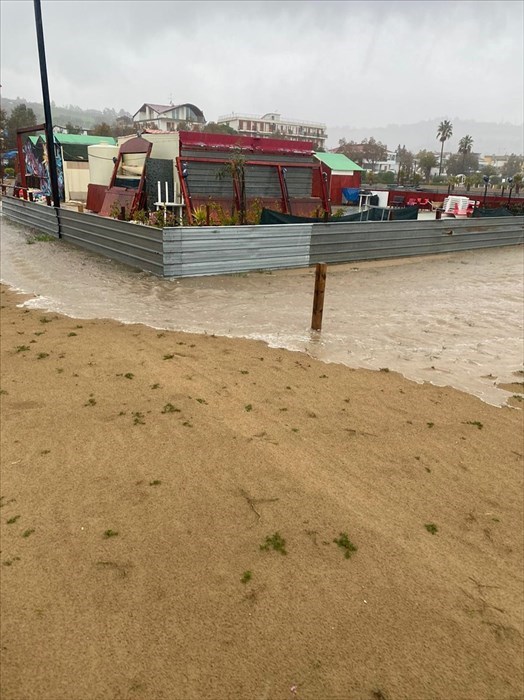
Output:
[
  {"left": 1, "top": 96, "right": 131, "bottom": 129},
  {"left": 327, "top": 118, "right": 524, "bottom": 155}
]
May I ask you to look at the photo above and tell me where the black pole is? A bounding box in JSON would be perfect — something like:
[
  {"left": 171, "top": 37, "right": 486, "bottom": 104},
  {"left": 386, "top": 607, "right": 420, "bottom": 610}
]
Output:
[{"left": 33, "top": 0, "right": 60, "bottom": 211}]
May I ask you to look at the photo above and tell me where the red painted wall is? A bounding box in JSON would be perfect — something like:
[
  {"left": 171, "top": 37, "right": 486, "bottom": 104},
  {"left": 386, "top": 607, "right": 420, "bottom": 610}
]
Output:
[{"left": 179, "top": 131, "right": 314, "bottom": 156}]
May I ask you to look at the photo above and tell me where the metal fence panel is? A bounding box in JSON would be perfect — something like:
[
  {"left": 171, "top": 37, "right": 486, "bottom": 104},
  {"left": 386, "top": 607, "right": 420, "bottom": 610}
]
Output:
[
  {"left": 310, "top": 217, "right": 524, "bottom": 264},
  {"left": 162, "top": 223, "right": 312, "bottom": 277},
  {"left": 2, "top": 196, "right": 59, "bottom": 237},
  {"left": 58, "top": 209, "right": 164, "bottom": 275}
]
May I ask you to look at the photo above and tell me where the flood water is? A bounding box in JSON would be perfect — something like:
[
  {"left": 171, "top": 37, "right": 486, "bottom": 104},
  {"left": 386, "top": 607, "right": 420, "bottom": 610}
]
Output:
[{"left": 1, "top": 215, "right": 523, "bottom": 406}]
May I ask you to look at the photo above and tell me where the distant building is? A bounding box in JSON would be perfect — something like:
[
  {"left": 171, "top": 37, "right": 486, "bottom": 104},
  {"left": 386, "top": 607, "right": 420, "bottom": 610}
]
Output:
[
  {"left": 216, "top": 112, "right": 327, "bottom": 150},
  {"left": 479, "top": 154, "right": 512, "bottom": 170},
  {"left": 133, "top": 103, "right": 206, "bottom": 131},
  {"left": 373, "top": 150, "right": 399, "bottom": 175}
]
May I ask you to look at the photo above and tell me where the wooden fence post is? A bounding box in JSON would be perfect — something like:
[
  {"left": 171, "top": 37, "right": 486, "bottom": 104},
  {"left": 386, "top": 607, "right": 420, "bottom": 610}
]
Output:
[{"left": 311, "top": 263, "right": 327, "bottom": 331}]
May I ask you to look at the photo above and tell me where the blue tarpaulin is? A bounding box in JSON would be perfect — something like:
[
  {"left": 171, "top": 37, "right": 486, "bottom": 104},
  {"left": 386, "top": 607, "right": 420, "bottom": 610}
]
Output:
[{"left": 341, "top": 187, "right": 360, "bottom": 203}]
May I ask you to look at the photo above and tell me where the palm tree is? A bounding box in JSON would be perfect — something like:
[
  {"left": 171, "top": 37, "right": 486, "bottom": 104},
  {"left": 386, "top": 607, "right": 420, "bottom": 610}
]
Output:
[
  {"left": 437, "top": 120, "right": 453, "bottom": 176},
  {"left": 458, "top": 134, "right": 474, "bottom": 173}
]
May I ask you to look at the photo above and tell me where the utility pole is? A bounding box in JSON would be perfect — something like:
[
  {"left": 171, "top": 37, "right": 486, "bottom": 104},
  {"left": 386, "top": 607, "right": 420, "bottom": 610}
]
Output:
[{"left": 33, "top": 0, "right": 60, "bottom": 210}]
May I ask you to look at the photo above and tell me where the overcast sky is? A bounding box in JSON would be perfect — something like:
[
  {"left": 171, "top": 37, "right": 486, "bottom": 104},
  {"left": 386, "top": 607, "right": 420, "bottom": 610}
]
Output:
[{"left": 1, "top": 0, "right": 522, "bottom": 129}]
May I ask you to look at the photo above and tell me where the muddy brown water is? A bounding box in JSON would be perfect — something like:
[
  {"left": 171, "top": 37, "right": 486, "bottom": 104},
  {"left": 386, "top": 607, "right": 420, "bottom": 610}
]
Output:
[{"left": 1, "top": 216, "right": 523, "bottom": 406}]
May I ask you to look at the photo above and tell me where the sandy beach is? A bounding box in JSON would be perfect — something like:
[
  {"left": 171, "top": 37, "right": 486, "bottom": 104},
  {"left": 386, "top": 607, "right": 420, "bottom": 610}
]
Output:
[{"left": 1, "top": 284, "right": 523, "bottom": 700}]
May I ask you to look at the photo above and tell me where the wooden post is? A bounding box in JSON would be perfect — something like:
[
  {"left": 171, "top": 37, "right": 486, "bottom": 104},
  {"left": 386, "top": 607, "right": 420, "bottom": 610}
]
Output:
[
  {"left": 45, "top": 195, "right": 51, "bottom": 206},
  {"left": 77, "top": 203, "right": 84, "bottom": 213},
  {"left": 205, "top": 204, "right": 210, "bottom": 226},
  {"left": 28, "top": 192, "right": 34, "bottom": 202},
  {"left": 119, "top": 206, "right": 126, "bottom": 221},
  {"left": 311, "top": 263, "right": 327, "bottom": 331}
]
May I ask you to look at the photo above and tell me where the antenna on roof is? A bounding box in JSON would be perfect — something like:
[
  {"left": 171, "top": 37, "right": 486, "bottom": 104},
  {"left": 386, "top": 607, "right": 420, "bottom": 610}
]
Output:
[{"left": 169, "top": 93, "right": 173, "bottom": 106}]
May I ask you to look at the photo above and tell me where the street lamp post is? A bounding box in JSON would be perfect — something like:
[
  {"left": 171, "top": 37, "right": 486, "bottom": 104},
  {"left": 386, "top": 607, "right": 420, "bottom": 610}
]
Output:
[
  {"left": 482, "top": 175, "right": 490, "bottom": 208},
  {"left": 33, "top": 0, "right": 60, "bottom": 211},
  {"left": 507, "top": 177, "right": 514, "bottom": 206}
]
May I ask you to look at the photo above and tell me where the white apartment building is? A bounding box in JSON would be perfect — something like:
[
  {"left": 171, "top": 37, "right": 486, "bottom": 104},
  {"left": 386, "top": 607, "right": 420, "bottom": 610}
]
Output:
[{"left": 216, "top": 112, "right": 327, "bottom": 149}]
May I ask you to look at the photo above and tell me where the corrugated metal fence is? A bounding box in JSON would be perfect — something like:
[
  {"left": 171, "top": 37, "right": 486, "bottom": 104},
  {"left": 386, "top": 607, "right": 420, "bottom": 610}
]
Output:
[
  {"left": 163, "top": 224, "right": 312, "bottom": 277},
  {"left": 2, "top": 195, "right": 59, "bottom": 237},
  {"left": 2, "top": 195, "right": 523, "bottom": 278},
  {"left": 309, "top": 217, "right": 524, "bottom": 264},
  {"left": 59, "top": 209, "right": 163, "bottom": 276},
  {"left": 1, "top": 196, "right": 163, "bottom": 275}
]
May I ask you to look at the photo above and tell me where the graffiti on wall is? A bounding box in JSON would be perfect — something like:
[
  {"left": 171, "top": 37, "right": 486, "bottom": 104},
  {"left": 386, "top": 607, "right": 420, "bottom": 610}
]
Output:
[{"left": 22, "top": 138, "right": 65, "bottom": 200}]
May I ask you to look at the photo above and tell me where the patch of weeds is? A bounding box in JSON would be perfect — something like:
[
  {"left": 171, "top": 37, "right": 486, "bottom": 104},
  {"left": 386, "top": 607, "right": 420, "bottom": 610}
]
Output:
[
  {"left": 67, "top": 332, "right": 77, "bottom": 337},
  {"left": 426, "top": 422, "right": 434, "bottom": 428},
  {"left": 196, "top": 398, "right": 208, "bottom": 405},
  {"left": 2, "top": 557, "right": 21, "bottom": 567},
  {"left": 6, "top": 515, "right": 21, "bottom": 525},
  {"left": 279, "top": 407, "right": 288, "bottom": 412},
  {"left": 182, "top": 421, "right": 193, "bottom": 427},
  {"left": 30, "top": 340, "right": 36, "bottom": 344},
  {"left": 132, "top": 412, "right": 145, "bottom": 425},
  {"left": 333, "top": 532, "right": 357, "bottom": 559},
  {"left": 157, "top": 332, "right": 165, "bottom": 338},
  {"left": 463, "top": 420, "right": 483, "bottom": 430},
  {"left": 260, "top": 532, "right": 287, "bottom": 555},
  {"left": 22, "top": 529, "right": 35, "bottom": 538},
  {"left": 512, "top": 394, "right": 523, "bottom": 402},
  {"left": 15, "top": 345, "right": 30, "bottom": 353},
  {"left": 244, "top": 404, "right": 253, "bottom": 412},
  {"left": 379, "top": 367, "right": 390, "bottom": 373},
  {"left": 103, "top": 530, "right": 119, "bottom": 539},
  {"left": 56, "top": 368, "right": 64, "bottom": 374},
  {"left": 151, "top": 383, "right": 160, "bottom": 390},
  {"left": 0, "top": 389, "right": 7, "bottom": 395},
  {"left": 414, "top": 456, "right": 420, "bottom": 461},
  {"left": 149, "top": 480, "right": 161, "bottom": 486},
  {"left": 241, "top": 570, "right": 252, "bottom": 584},
  {"left": 163, "top": 353, "right": 174, "bottom": 360},
  {"left": 307, "top": 411, "right": 317, "bottom": 418},
  {"left": 319, "top": 374, "right": 328, "bottom": 379},
  {"left": 291, "top": 428, "right": 299, "bottom": 433},
  {"left": 372, "top": 690, "right": 389, "bottom": 700},
  {"left": 240, "top": 370, "right": 249, "bottom": 375},
  {"left": 118, "top": 411, "right": 126, "bottom": 416},
  {"left": 425, "top": 467, "right": 432, "bottom": 473},
  {"left": 424, "top": 523, "right": 438, "bottom": 535},
  {"left": 30, "top": 233, "right": 55, "bottom": 243},
  {"left": 124, "top": 373, "right": 134, "bottom": 379},
  {"left": 39, "top": 317, "right": 52, "bottom": 324},
  {"left": 286, "top": 386, "right": 292, "bottom": 390},
  {"left": 75, "top": 325, "right": 83, "bottom": 329},
  {"left": 161, "top": 403, "right": 180, "bottom": 414},
  {"left": 84, "top": 397, "right": 97, "bottom": 407},
  {"left": 36, "top": 352, "right": 49, "bottom": 360},
  {"left": 41, "top": 449, "right": 51, "bottom": 455}
]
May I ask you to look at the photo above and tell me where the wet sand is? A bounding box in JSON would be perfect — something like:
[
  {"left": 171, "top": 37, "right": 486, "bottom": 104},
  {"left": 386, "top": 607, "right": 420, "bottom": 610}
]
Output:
[{"left": 1, "top": 285, "right": 523, "bottom": 700}]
